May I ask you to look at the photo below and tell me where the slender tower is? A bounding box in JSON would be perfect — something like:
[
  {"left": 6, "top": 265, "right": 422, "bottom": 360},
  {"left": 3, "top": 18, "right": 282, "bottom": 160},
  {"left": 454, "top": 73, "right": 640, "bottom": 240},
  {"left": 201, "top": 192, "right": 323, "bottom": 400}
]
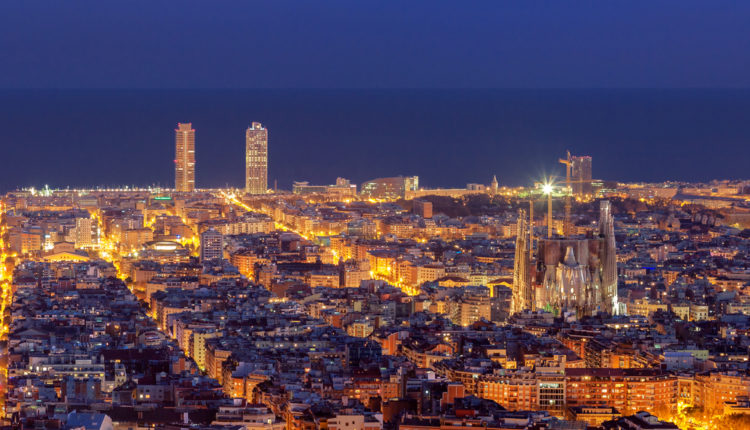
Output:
[
  {"left": 599, "top": 200, "right": 618, "bottom": 314},
  {"left": 246, "top": 122, "right": 268, "bottom": 194},
  {"left": 529, "top": 200, "right": 534, "bottom": 252},
  {"left": 175, "top": 123, "right": 195, "bottom": 192},
  {"left": 512, "top": 209, "right": 533, "bottom": 314}
]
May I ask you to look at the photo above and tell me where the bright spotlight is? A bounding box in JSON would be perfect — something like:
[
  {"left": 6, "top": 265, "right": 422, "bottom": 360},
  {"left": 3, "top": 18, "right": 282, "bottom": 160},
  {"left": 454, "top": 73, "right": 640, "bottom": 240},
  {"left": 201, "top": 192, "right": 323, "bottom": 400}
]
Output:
[{"left": 542, "top": 183, "right": 553, "bottom": 195}]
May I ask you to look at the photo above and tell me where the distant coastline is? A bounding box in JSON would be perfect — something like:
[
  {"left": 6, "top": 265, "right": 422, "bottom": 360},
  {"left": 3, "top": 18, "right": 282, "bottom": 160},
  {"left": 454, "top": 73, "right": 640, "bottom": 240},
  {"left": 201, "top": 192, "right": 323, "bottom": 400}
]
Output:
[{"left": 0, "top": 88, "right": 748, "bottom": 192}]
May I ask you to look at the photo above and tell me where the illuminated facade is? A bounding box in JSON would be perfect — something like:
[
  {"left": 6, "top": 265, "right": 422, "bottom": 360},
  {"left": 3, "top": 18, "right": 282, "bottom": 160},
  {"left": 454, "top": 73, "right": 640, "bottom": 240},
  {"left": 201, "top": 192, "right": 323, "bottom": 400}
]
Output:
[
  {"left": 599, "top": 200, "right": 618, "bottom": 313},
  {"left": 360, "top": 176, "right": 418, "bottom": 200},
  {"left": 695, "top": 371, "right": 750, "bottom": 414},
  {"left": 513, "top": 201, "right": 617, "bottom": 316},
  {"left": 200, "top": 228, "right": 223, "bottom": 262},
  {"left": 74, "top": 217, "right": 94, "bottom": 248},
  {"left": 511, "top": 209, "right": 533, "bottom": 314},
  {"left": 175, "top": 123, "right": 195, "bottom": 192},
  {"left": 565, "top": 368, "right": 677, "bottom": 416},
  {"left": 534, "top": 201, "right": 617, "bottom": 316},
  {"left": 245, "top": 122, "right": 268, "bottom": 195},
  {"left": 292, "top": 177, "right": 356, "bottom": 198},
  {"left": 479, "top": 369, "right": 538, "bottom": 411},
  {"left": 447, "top": 286, "right": 491, "bottom": 327}
]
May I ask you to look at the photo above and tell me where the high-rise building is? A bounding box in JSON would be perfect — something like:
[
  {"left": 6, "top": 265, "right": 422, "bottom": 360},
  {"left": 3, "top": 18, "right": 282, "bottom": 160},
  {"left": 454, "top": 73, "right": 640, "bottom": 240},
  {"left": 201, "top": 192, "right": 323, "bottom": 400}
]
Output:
[
  {"left": 74, "top": 217, "right": 93, "bottom": 249},
  {"left": 200, "top": 228, "right": 223, "bottom": 262},
  {"left": 175, "top": 123, "right": 196, "bottom": 192},
  {"left": 245, "top": 122, "right": 268, "bottom": 194},
  {"left": 571, "top": 156, "right": 592, "bottom": 196}
]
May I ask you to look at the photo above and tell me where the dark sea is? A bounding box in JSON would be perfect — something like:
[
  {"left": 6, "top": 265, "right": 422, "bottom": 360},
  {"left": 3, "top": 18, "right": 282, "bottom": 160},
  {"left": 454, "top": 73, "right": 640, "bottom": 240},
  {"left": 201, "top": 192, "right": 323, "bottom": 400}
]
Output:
[{"left": 0, "top": 89, "right": 749, "bottom": 192}]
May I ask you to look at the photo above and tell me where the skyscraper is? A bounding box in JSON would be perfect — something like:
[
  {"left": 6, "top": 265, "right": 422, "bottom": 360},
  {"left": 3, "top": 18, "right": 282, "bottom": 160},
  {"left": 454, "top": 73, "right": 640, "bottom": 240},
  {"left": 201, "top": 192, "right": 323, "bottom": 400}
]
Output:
[
  {"left": 175, "top": 123, "right": 195, "bottom": 192},
  {"left": 571, "top": 155, "right": 592, "bottom": 196},
  {"left": 200, "top": 228, "right": 223, "bottom": 262},
  {"left": 245, "top": 122, "right": 268, "bottom": 194}
]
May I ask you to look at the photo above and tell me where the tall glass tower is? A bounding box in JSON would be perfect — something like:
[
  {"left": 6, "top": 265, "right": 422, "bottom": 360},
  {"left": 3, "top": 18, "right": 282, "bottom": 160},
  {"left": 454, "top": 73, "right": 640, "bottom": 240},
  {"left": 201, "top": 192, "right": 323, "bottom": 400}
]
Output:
[
  {"left": 175, "top": 123, "right": 195, "bottom": 192},
  {"left": 571, "top": 155, "right": 592, "bottom": 195},
  {"left": 245, "top": 122, "right": 268, "bottom": 194}
]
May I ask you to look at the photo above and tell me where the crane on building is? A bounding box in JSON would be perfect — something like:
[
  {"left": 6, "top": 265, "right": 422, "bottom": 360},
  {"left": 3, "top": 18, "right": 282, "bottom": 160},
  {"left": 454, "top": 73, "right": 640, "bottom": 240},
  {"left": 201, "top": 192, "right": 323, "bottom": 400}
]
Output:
[{"left": 558, "top": 151, "right": 600, "bottom": 237}]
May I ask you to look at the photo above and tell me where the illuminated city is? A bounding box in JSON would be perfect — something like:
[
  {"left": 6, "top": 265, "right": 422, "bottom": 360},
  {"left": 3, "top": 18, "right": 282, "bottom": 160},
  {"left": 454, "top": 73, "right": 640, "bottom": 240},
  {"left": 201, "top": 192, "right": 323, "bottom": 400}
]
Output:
[
  {"left": 3, "top": 2, "right": 750, "bottom": 430},
  {"left": 3, "top": 141, "right": 750, "bottom": 429}
]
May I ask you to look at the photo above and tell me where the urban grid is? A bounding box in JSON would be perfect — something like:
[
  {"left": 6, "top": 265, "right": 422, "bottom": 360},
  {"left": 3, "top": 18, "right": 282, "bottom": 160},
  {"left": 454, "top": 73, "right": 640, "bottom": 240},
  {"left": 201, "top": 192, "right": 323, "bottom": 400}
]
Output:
[{"left": 0, "top": 122, "right": 749, "bottom": 430}]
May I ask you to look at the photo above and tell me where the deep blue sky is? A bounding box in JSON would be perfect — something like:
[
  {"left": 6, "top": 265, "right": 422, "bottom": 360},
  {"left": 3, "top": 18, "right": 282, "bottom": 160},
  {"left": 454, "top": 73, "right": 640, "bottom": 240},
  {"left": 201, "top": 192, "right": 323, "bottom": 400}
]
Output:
[
  {"left": 1, "top": 88, "right": 749, "bottom": 191},
  {"left": 2, "top": 1, "right": 750, "bottom": 89},
  {"left": 1, "top": 3, "right": 749, "bottom": 191}
]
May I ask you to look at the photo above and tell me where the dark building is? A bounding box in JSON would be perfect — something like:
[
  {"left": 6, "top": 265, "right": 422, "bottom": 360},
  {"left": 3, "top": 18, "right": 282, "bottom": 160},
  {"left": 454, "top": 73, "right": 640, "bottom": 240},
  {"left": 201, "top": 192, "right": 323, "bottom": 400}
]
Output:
[
  {"left": 413, "top": 199, "right": 433, "bottom": 218},
  {"left": 572, "top": 155, "right": 593, "bottom": 195}
]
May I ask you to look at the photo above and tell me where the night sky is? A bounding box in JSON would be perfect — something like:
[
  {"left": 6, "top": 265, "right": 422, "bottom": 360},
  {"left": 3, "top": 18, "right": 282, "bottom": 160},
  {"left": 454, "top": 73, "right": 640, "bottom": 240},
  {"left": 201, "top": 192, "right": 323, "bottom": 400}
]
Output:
[
  {"left": 1, "top": 2, "right": 749, "bottom": 190},
  {"left": 3, "top": 1, "right": 750, "bottom": 89}
]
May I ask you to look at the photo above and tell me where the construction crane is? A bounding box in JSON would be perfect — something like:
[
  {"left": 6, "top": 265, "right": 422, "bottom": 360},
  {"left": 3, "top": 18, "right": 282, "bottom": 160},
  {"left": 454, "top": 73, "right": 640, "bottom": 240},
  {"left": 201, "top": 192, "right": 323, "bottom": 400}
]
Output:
[{"left": 559, "top": 151, "right": 601, "bottom": 237}]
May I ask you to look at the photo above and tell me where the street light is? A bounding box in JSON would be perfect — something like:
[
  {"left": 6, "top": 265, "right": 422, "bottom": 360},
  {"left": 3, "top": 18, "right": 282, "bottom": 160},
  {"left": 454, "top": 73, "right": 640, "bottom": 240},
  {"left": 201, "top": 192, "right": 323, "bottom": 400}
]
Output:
[{"left": 542, "top": 183, "right": 553, "bottom": 195}]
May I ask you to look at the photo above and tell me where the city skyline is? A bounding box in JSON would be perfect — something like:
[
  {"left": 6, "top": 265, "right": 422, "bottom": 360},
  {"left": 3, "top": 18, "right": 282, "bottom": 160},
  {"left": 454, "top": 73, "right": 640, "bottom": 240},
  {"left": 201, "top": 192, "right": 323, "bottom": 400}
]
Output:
[
  {"left": 3, "top": 171, "right": 749, "bottom": 429},
  {"left": 3, "top": 3, "right": 750, "bottom": 429},
  {"left": 2, "top": 89, "right": 750, "bottom": 193}
]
